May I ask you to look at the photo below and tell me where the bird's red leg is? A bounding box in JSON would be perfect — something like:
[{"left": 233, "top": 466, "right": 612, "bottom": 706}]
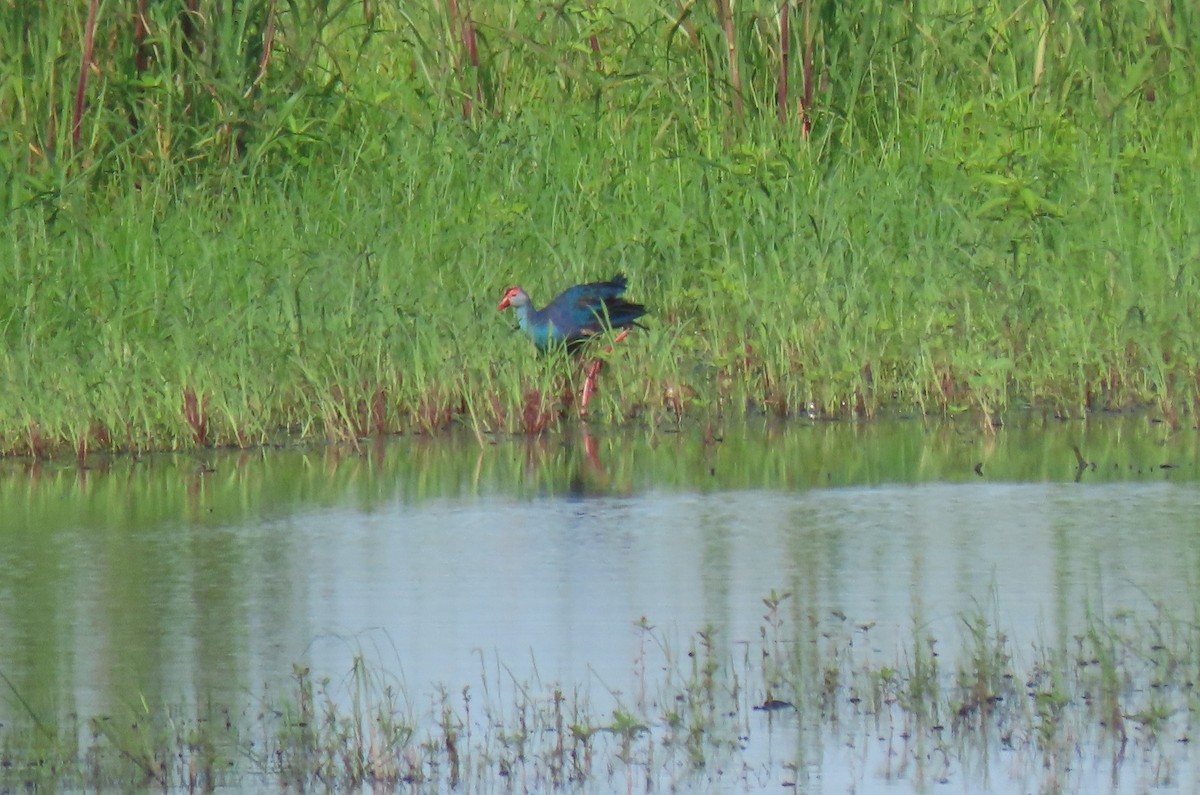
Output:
[
  {"left": 580, "top": 360, "right": 603, "bottom": 414},
  {"left": 580, "top": 329, "right": 631, "bottom": 416}
]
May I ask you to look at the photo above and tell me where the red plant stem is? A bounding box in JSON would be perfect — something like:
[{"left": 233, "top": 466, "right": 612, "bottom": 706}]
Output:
[
  {"left": 673, "top": 0, "right": 699, "bottom": 46},
  {"left": 182, "top": 388, "right": 208, "bottom": 447},
  {"left": 447, "top": 0, "right": 461, "bottom": 49},
  {"left": 800, "top": 0, "right": 813, "bottom": 137},
  {"left": 134, "top": 0, "right": 149, "bottom": 74},
  {"left": 250, "top": 0, "right": 277, "bottom": 93},
  {"left": 715, "top": 0, "right": 743, "bottom": 118},
  {"left": 462, "top": 1, "right": 482, "bottom": 108},
  {"left": 777, "top": 1, "right": 790, "bottom": 125},
  {"left": 73, "top": 0, "right": 101, "bottom": 149},
  {"left": 446, "top": 0, "right": 480, "bottom": 118},
  {"left": 584, "top": 0, "right": 603, "bottom": 73},
  {"left": 462, "top": 1, "right": 479, "bottom": 69},
  {"left": 129, "top": 0, "right": 150, "bottom": 134}
]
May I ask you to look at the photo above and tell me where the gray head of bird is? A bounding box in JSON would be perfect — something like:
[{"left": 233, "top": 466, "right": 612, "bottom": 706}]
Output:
[{"left": 497, "top": 286, "right": 531, "bottom": 312}]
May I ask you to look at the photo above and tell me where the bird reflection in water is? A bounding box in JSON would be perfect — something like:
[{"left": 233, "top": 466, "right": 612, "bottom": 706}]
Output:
[{"left": 514, "top": 426, "right": 618, "bottom": 498}]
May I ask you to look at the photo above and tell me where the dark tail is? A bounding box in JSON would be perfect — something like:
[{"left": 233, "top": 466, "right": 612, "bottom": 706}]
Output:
[{"left": 604, "top": 297, "right": 647, "bottom": 328}]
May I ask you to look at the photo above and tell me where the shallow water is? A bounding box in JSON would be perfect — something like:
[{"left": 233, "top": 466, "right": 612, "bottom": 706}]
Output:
[{"left": 1, "top": 416, "right": 1199, "bottom": 792}]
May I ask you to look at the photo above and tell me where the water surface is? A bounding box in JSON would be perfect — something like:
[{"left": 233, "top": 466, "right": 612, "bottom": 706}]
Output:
[{"left": 1, "top": 416, "right": 1198, "bottom": 792}]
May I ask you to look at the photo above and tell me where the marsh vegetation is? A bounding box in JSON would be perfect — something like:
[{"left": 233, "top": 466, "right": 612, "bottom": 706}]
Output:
[
  {"left": 3, "top": 595, "right": 1197, "bottom": 793},
  {"left": 3, "top": 4, "right": 1198, "bottom": 788},
  {"left": 1, "top": 1, "right": 1197, "bottom": 456}
]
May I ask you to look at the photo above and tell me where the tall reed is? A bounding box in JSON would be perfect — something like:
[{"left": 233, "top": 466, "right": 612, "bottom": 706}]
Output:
[{"left": 1, "top": 1, "right": 1196, "bottom": 455}]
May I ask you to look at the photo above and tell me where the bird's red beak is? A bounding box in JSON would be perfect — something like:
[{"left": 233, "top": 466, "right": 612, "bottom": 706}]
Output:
[{"left": 497, "top": 295, "right": 511, "bottom": 311}]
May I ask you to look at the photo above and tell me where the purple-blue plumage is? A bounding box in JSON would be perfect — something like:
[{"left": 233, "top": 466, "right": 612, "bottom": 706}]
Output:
[{"left": 498, "top": 274, "right": 647, "bottom": 352}]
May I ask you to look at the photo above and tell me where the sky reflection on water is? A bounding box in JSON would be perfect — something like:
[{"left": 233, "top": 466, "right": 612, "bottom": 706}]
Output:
[{"left": 0, "top": 418, "right": 1198, "bottom": 792}]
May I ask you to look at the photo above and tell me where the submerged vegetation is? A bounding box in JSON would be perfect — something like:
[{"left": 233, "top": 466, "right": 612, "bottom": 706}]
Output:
[
  {"left": 1, "top": 421, "right": 1197, "bottom": 791},
  {"left": 3, "top": 595, "right": 1198, "bottom": 792},
  {"left": 2, "top": 1, "right": 1198, "bottom": 456}
]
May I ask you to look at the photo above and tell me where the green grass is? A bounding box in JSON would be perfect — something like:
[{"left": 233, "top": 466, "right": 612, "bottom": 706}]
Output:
[{"left": 1, "top": 1, "right": 1197, "bottom": 456}]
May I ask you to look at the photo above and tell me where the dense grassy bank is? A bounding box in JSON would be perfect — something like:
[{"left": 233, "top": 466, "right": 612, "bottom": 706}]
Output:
[
  {"left": 3, "top": 596, "right": 1196, "bottom": 792},
  {"left": 2, "top": 1, "right": 1198, "bottom": 456}
]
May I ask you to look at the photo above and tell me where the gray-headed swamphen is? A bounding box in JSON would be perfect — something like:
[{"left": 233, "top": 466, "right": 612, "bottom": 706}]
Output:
[{"left": 498, "top": 274, "right": 647, "bottom": 413}]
